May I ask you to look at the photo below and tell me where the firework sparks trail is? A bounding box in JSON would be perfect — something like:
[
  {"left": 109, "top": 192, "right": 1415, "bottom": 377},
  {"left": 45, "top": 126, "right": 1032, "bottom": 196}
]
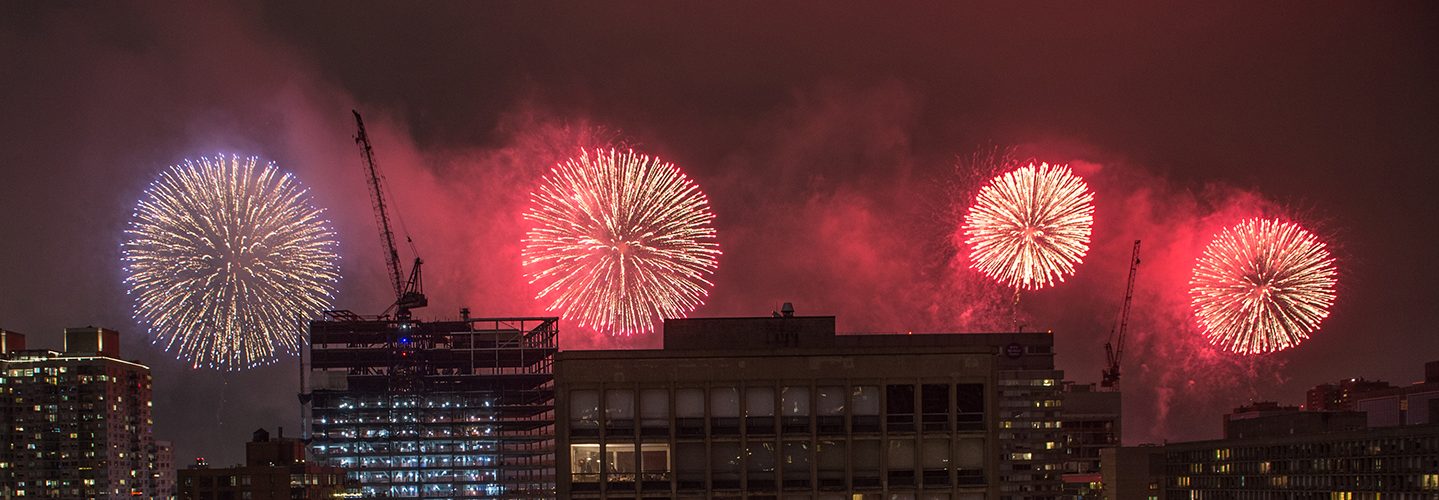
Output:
[
  {"left": 962, "top": 162, "right": 1096, "bottom": 290},
  {"left": 523, "top": 149, "right": 720, "bottom": 336},
  {"left": 122, "top": 154, "right": 339, "bottom": 370},
  {"left": 1190, "top": 218, "right": 1337, "bottom": 355}
]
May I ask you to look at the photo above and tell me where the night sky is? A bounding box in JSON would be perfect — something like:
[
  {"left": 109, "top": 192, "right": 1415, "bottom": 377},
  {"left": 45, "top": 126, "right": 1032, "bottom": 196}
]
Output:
[{"left": 2, "top": 2, "right": 1437, "bottom": 466}]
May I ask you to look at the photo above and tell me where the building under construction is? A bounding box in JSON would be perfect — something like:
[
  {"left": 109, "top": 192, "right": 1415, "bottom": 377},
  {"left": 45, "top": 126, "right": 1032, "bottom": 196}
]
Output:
[{"left": 302, "top": 313, "right": 558, "bottom": 498}]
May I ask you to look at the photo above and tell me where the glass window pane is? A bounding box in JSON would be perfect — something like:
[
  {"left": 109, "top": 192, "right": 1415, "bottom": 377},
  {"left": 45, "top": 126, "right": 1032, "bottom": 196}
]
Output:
[
  {"left": 605, "top": 390, "right": 634, "bottom": 420},
  {"left": 922, "top": 439, "right": 949, "bottom": 468},
  {"left": 640, "top": 389, "right": 668, "bottom": 419},
  {"left": 676, "top": 442, "right": 705, "bottom": 481},
  {"left": 570, "top": 390, "right": 599, "bottom": 428},
  {"left": 887, "top": 385, "right": 916, "bottom": 415},
  {"left": 639, "top": 443, "right": 670, "bottom": 474},
  {"left": 853, "top": 386, "right": 880, "bottom": 416},
  {"left": 957, "top": 438, "right": 984, "bottom": 468},
  {"left": 888, "top": 439, "right": 915, "bottom": 469},
  {"left": 746, "top": 387, "right": 775, "bottom": 416},
  {"left": 747, "top": 442, "right": 776, "bottom": 473},
  {"left": 675, "top": 388, "right": 705, "bottom": 418},
  {"left": 816, "top": 440, "right": 846, "bottom": 470},
  {"left": 816, "top": 386, "right": 845, "bottom": 415},
  {"left": 711, "top": 387, "right": 740, "bottom": 417},
  {"left": 956, "top": 384, "right": 983, "bottom": 413},
  {"left": 853, "top": 439, "right": 881, "bottom": 483},
  {"left": 606, "top": 443, "right": 636, "bottom": 477},
  {"left": 922, "top": 384, "right": 949, "bottom": 414},
  {"left": 570, "top": 444, "right": 601, "bottom": 480},
  {"left": 781, "top": 386, "right": 811, "bottom": 416},
  {"left": 711, "top": 442, "right": 741, "bottom": 474},
  {"left": 783, "top": 441, "right": 811, "bottom": 480}
]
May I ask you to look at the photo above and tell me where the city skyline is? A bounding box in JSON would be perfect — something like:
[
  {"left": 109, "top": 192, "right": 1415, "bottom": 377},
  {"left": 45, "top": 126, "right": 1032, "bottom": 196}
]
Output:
[{"left": 2, "top": 2, "right": 1437, "bottom": 468}]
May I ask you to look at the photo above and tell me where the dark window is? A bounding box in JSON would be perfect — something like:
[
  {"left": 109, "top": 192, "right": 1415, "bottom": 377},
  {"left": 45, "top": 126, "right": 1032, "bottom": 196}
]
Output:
[
  {"left": 922, "top": 384, "right": 950, "bottom": 432},
  {"left": 956, "top": 384, "right": 985, "bottom": 431},
  {"left": 887, "top": 385, "right": 916, "bottom": 433}
]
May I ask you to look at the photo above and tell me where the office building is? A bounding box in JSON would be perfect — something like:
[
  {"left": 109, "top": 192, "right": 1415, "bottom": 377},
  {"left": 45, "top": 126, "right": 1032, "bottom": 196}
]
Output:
[
  {"left": 1059, "top": 382, "right": 1120, "bottom": 499},
  {"left": 0, "top": 327, "right": 165, "bottom": 499},
  {"left": 555, "top": 311, "right": 1065, "bottom": 499},
  {"left": 303, "top": 313, "right": 558, "bottom": 498},
  {"left": 178, "top": 427, "right": 352, "bottom": 499}
]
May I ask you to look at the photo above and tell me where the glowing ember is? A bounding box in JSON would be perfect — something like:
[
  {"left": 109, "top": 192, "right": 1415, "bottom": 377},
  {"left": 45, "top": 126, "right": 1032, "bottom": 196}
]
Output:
[
  {"left": 122, "top": 154, "right": 340, "bottom": 370},
  {"left": 522, "top": 149, "right": 720, "bottom": 336},
  {"left": 1190, "top": 218, "right": 1338, "bottom": 354},
  {"left": 962, "top": 162, "right": 1096, "bottom": 290}
]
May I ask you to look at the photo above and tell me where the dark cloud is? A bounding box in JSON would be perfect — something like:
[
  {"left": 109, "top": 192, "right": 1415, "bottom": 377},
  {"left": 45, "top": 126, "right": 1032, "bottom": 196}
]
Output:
[{"left": 2, "top": 1, "right": 1437, "bottom": 464}]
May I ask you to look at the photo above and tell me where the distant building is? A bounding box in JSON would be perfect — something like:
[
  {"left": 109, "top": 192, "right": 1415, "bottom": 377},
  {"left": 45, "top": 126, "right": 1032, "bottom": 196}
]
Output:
[
  {"left": 178, "top": 427, "right": 352, "bottom": 499},
  {"left": 303, "top": 314, "right": 558, "bottom": 498},
  {"left": 1098, "top": 445, "right": 1164, "bottom": 500},
  {"left": 1223, "top": 401, "right": 1366, "bottom": 439},
  {"left": 1162, "top": 423, "right": 1439, "bottom": 497},
  {"left": 0, "top": 327, "right": 166, "bottom": 499},
  {"left": 1059, "top": 382, "right": 1121, "bottom": 499},
  {"left": 1353, "top": 362, "right": 1439, "bottom": 427},
  {"left": 1305, "top": 378, "right": 1393, "bottom": 411},
  {"left": 154, "top": 440, "right": 176, "bottom": 500},
  {"left": 554, "top": 311, "right": 1065, "bottom": 499}
]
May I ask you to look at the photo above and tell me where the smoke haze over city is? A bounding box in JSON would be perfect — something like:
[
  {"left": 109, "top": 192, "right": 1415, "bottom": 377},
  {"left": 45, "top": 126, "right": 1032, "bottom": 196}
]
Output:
[{"left": 2, "top": 2, "right": 1437, "bottom": 465}]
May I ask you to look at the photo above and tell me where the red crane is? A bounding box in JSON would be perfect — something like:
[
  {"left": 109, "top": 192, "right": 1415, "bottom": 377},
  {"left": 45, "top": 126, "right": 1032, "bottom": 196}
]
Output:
[
  {"left": 1102, "top": 240, "right": 1140, "bottom": 389},
  {"left": 353, "top": 110, "right": 427, "bottom": 318}
]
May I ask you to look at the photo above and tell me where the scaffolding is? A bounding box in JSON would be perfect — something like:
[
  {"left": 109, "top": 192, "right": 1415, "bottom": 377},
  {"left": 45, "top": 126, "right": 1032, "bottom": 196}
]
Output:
[{"left": 303, "top": 314, "right": 558, "bottom": 498}]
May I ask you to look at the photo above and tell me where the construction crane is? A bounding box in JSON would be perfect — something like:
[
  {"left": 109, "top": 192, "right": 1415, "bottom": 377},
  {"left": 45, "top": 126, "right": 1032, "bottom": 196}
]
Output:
[
  {"left": 353, "top": 110, "right": 427, "bottom": 319},
  {"left": 1102, "top": 240, "right": 1141, "bottom": 389}
]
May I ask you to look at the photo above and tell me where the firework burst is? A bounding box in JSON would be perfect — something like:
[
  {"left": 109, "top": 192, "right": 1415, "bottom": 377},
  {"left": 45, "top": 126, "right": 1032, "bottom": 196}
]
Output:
[
  {"left": 962, "top": 162, "right": 1096, "bottom": 290},
  {"left": 523, "top": 149, "right": 720, "bottom": 336},
  {"left": 123, "top": 154, "right": 339, "bottom": 370},
  {"left": 1190, "top": 218, "right": 1337, "bottom": 355}
]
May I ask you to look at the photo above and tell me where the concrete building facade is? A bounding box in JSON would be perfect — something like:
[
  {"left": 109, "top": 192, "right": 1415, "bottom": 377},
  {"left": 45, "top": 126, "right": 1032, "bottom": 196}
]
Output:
[{"left": 555, "top": 314, "right": 1063, "bottom": 499}]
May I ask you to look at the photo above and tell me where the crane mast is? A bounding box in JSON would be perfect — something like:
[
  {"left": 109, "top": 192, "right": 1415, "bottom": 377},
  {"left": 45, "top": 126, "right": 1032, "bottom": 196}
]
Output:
[
  {"left": 1102, "top": 240, "right": 1140, "bottom": 389},
  {"left": 353, "top": 110, "right": 427, "bottom": 318}
]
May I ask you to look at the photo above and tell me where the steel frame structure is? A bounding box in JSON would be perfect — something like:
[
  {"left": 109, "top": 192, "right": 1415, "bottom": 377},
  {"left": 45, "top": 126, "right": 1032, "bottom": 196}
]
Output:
[{"left": 303, "top": 315, "right": 558, "bottom": 498}]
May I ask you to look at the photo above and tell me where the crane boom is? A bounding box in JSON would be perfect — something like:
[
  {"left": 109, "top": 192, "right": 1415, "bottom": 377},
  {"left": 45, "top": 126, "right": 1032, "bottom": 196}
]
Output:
[
  {"left": 353, "top": 110, "right": 405, "bottom": 300},
  {"left": 1102, "top": 240, "right": 1141, "bottom": 389},
  {"left": 353, "top": 110, "right": 426, "bottom": 317}
]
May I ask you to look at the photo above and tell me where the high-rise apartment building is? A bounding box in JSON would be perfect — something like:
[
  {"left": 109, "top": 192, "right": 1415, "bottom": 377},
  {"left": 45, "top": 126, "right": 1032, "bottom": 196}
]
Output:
[
  {"left": 996, "top": 356, "right": 1065, "bottom": 500},
  {"left": 302, "top": 313, "right": 558, "bottom": 498},
  {"left": 0, "top": 327, "right": 165, "bottom": 499},
  {"left": 554, "top": 312, "right": 1063, "bottom": 499},
  {"left": 1058, "top": 382, "right": 1120, "bottom": 499}
]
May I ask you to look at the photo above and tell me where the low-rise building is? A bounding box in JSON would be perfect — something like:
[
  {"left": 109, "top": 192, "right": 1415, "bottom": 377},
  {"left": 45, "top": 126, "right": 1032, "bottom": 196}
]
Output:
[
  {"left": 555, "top": 311, "right": 1065, "bottom": 499},
  {"left": 1162, "top": 423, "right": 1439, "bottom": 498},
  {"left": 178, "top": 428, "right": 352, "bottom": 500}
]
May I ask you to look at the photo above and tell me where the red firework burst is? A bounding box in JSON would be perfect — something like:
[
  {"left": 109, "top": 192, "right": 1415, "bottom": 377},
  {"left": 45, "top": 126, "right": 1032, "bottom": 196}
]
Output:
[
  {"left": 963, "top": 162, "right": 1096, "bottom": 290},
  {"left": 1190, "top": 218, "right": 1338, "bottom": 354},
  {"left": 522, "top": 149, "right": 721, "bottom": 336}
]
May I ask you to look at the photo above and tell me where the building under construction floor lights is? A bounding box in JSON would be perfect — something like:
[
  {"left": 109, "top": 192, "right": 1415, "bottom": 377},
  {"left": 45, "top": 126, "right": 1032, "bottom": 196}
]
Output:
[{"left": 302, "top": 313, "right": 558, "bottom": 498}]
